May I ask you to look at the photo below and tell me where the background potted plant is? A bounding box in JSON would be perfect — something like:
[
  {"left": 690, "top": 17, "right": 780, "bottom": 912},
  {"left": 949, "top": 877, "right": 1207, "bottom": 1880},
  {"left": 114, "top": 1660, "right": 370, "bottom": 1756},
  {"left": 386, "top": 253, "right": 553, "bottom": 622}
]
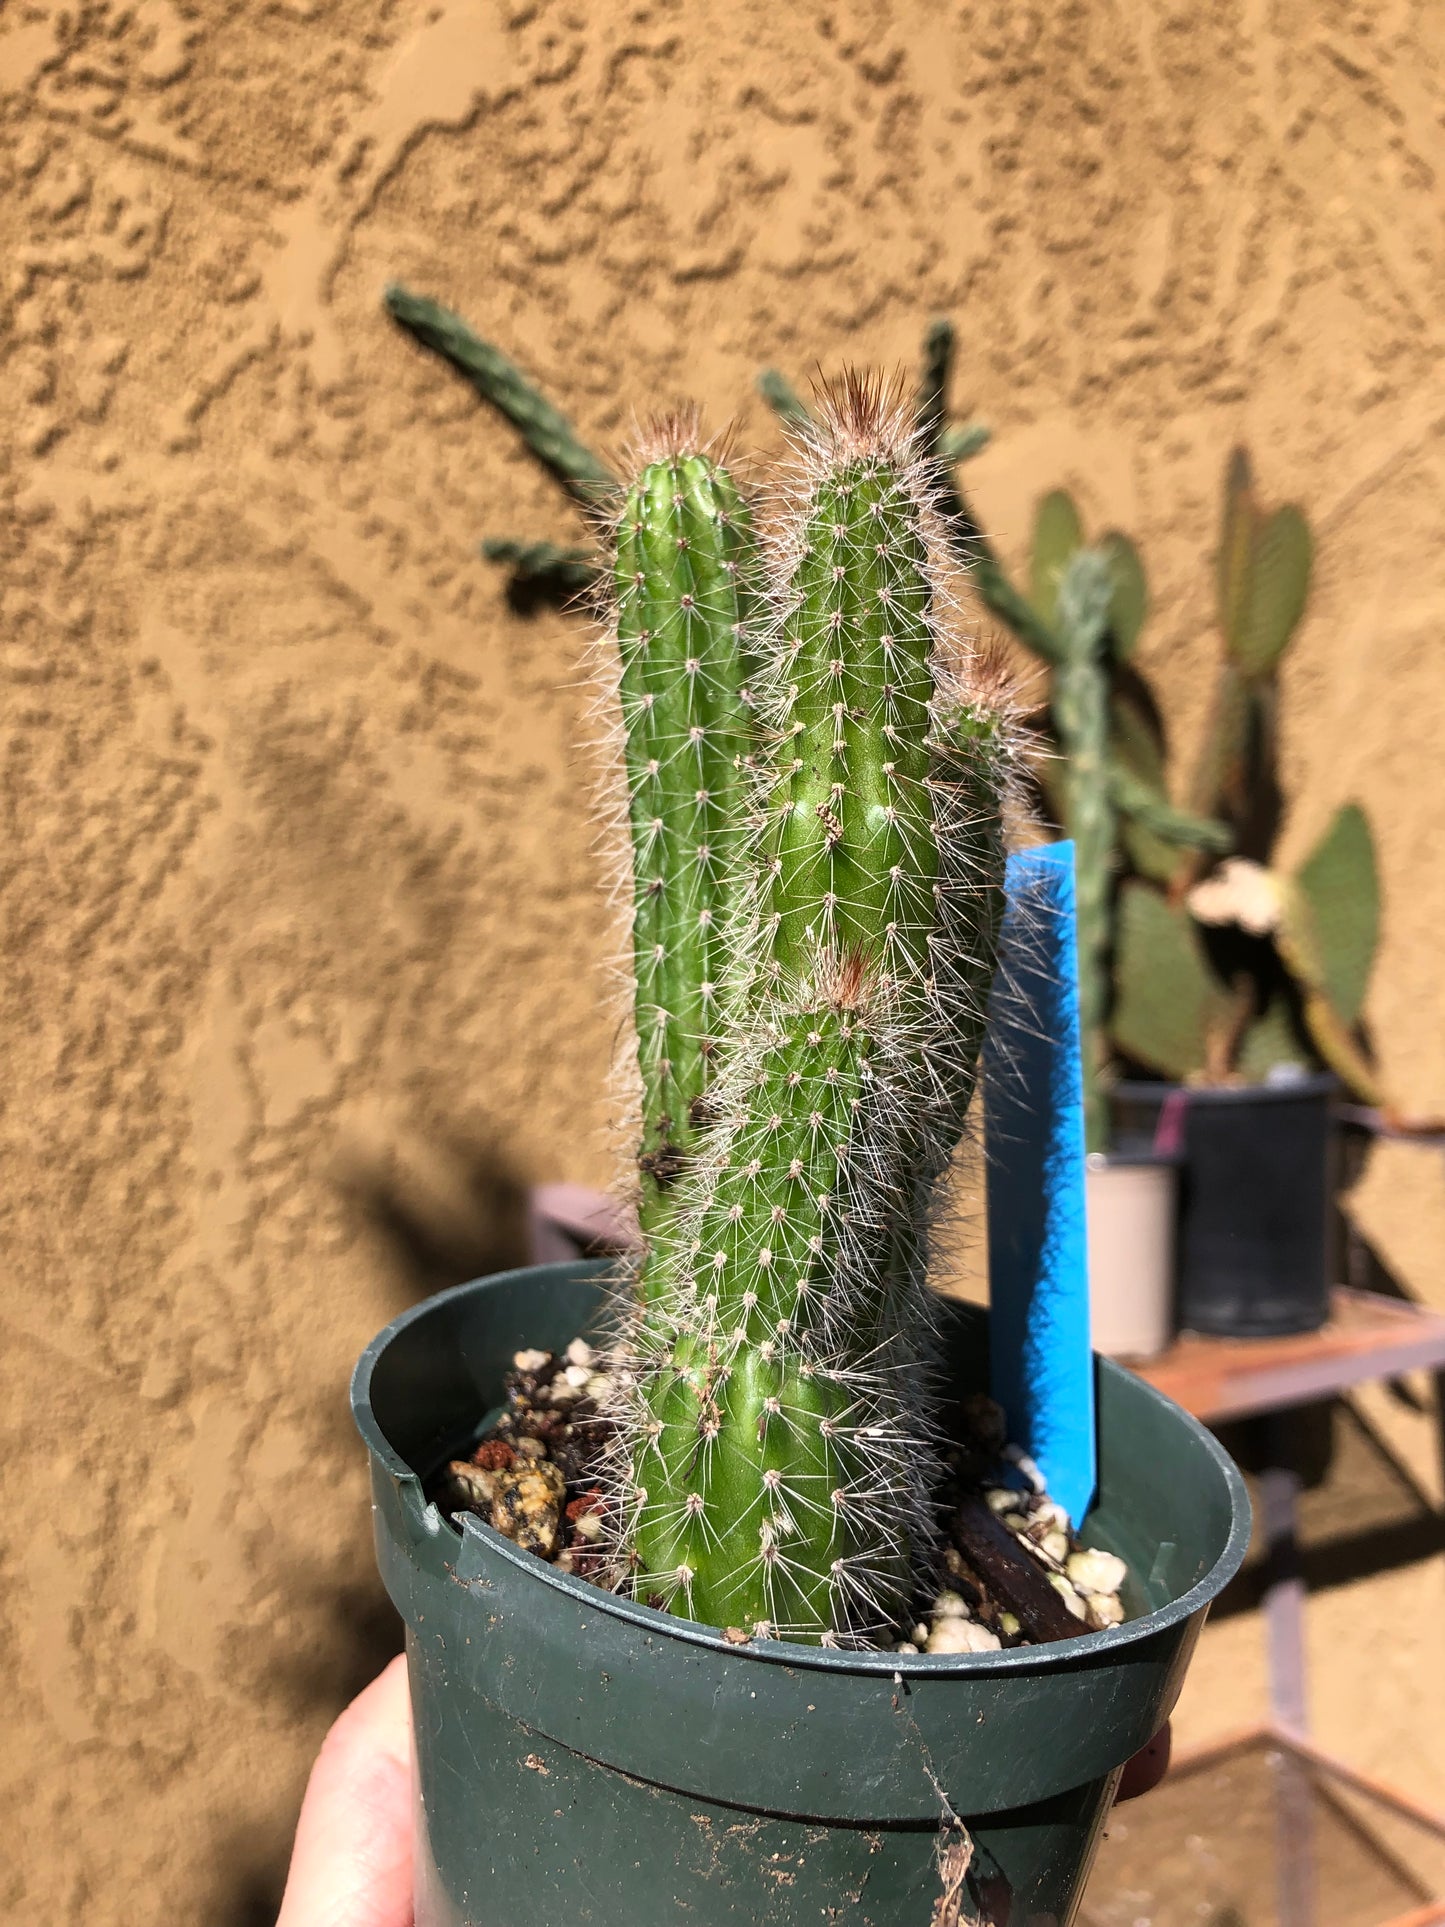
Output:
[
  {"left": 1103, "top": 454, "right": 1383, "bottom": 1338},
  {"left": 944, "top": 477, "right": 1233, "bottom": 1359},
  {"left": 358, "top": 306, "right": 1249, "bottom": 1925},
  {"left": 946, "top": 442, "right": 1385, "bottom": 1345}
]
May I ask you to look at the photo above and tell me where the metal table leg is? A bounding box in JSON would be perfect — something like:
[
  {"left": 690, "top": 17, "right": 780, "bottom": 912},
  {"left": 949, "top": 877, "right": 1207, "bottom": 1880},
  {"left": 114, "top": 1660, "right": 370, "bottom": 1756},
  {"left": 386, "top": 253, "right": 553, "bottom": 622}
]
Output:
[{"left": 1262, "top": 1413, "right": 1315, "bottom": 1927}]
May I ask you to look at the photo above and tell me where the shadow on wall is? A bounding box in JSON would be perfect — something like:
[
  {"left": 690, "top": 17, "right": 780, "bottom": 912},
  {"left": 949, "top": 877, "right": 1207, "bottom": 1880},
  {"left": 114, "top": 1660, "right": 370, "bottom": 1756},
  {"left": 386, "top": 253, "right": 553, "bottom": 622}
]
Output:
[
  {"left": 211, "top": 1574, "right": 408, "bottom": 1925},
  {"left": 1211, "top": 1209, "right": 1445, "bottom": 1622},
  {"left": 342, "top": 1129, "right": 535, "bottom": 1305},
  {"left": 209, "top": 1131, "right": 536, "bottom": 1925}
]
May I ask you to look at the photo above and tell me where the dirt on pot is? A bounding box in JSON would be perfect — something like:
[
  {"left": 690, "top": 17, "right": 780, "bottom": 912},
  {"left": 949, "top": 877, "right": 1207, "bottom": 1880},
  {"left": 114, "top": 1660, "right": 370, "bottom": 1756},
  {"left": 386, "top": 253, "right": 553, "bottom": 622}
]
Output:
[{"left": 432, "top": 1341, "right": 1132, "bottom": 1652}]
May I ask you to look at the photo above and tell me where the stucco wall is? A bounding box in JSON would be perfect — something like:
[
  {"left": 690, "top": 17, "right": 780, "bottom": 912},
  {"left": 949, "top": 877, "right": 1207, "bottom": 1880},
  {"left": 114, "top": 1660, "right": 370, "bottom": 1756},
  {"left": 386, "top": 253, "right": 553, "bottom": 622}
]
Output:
[{"left": 3, "top": 2, "right": 1444, "bottom": 1919}]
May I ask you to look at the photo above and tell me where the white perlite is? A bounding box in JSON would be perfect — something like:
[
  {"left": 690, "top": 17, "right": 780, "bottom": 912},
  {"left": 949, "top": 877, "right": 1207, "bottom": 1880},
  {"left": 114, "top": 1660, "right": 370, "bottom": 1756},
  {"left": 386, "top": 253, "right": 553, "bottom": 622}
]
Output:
[
  {"left": 927, "top": 1618, "right": 1002, "bottom": 1654},
  {"left": 1066, "top": 1548, "right": 1127, "bottom": 1596}
]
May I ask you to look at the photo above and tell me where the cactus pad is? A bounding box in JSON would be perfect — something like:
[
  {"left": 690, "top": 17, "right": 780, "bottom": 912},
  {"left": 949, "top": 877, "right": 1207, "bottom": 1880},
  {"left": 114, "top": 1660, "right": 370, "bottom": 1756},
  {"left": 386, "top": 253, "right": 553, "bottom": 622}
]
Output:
[
  {"left": 1111, "top": 881, "right": 1231, "bottom": 1082},
  {"left": 1029, "top": 489, "right": 1085, "bottom": 631},
  {"left": 1288, "top": 803, "right": 1379, "bottom": 1027}
]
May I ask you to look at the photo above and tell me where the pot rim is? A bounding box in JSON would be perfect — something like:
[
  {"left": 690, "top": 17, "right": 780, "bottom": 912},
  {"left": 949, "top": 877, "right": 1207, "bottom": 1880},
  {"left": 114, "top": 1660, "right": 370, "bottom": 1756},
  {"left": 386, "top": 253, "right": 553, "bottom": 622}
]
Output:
[
  {"left": 352, "top": 1263, "right": 1252, "bottom": 1681},
  {"left": 1086, "top": 1148, "right": 1183, "bottom": 1171},
  {"left": 1113, "top": 1074, "right": 1338, "bottom": 1108}
]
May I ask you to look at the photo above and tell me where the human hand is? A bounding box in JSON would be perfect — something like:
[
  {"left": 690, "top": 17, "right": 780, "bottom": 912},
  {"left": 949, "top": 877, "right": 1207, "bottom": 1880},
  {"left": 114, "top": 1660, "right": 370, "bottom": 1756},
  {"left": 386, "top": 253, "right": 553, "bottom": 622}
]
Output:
[
  {"left": 276, "top": 1653, "right": 414, "bottom": 1927},
  {"left": 1116, "top": 1722, "right": 1171, "bottom": 1802}
]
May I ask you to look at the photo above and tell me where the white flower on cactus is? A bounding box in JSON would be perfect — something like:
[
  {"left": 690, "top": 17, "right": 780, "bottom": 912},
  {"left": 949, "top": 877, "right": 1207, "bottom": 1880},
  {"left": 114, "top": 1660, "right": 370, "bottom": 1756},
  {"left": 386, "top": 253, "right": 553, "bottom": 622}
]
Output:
[{"left": 1187, "top": 857, "right": 1283, "bottom": 936}]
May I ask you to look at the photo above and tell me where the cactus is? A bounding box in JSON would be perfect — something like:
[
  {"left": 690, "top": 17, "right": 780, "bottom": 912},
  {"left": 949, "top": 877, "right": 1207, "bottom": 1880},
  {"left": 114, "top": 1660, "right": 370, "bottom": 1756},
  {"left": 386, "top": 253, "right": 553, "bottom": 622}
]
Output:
[
  {"left": 932, "top": 468, "right": 1229, "bottom": 1146},
  {"left": 480, "top": 537, "right": 594, "bottom": 597},
  {"left": 1029, "top": 490, "right": 1085, "bottom": 632},
  {"left": 1114, "top": 804, "right": 1384, "bottom": 1104},
  {"left": 1049, "top": 550, "right": 1117, "bottom": 1151},
  {"left": 610, "top": 429, "right": 764, "bottom": 1253},
  {"left": 385, "top": 285, "right": 614, "bottom": 500},
  {"left": 615, "top": 383, "right": 1012, "bottom": 1644},
  {"left": 1041, "top": 544, "right": 1228, "bottom": 1148},
  {"left": 385, "top": 282, "right": 1388, "bottom": 1133},
  {"left": 1107, "top": 452, "right": 1383, "bottom": 1106},
  {"left": 1111, "top": 881, "right": 1236, "bottom": 1082},
  {"left": 623, "top": 970, "right": 916, "bottom": 1640},
  {"left": 1285, "top": 803, "right": 1379, "bottom": 1028},
  {"left": 926, "top": 688, "right": 1015, "bottom": 1153},
  {"left": 1272, "top": 806, "right": 1383, "bottom": 1104},
  {"left": 1177, "top": 449, "right": 1313, "bottom": 878}
]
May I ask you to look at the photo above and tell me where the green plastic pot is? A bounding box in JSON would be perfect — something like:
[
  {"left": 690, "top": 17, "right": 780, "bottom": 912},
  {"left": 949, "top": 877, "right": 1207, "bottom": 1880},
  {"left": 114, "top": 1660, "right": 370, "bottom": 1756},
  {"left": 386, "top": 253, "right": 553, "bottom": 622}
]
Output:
[{"left": 352, "top": 1262, "right": 1249, "bottom": 1926}]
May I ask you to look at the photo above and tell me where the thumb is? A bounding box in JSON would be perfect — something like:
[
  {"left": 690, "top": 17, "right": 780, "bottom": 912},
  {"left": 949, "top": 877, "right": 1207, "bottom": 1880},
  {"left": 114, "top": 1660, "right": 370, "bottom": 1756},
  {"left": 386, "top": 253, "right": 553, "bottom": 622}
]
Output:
[{"left": 276, "top": 1653, "right": 414, "bottom": 1927}]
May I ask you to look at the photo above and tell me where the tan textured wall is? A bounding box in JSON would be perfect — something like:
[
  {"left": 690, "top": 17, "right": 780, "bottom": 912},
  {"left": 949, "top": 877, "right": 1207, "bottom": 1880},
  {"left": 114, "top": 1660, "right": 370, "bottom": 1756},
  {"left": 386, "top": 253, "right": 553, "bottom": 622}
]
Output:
[{"left": 3, "top": 2, "right": 1444, "bottom": 1919}]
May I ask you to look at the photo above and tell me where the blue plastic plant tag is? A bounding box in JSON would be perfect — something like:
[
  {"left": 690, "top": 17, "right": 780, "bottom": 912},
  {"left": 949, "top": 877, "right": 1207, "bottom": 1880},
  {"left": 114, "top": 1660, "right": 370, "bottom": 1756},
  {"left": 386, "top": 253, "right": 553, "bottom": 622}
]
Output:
[{"left": 982, "top": 840, "right": 1095, "bottom": 1525}]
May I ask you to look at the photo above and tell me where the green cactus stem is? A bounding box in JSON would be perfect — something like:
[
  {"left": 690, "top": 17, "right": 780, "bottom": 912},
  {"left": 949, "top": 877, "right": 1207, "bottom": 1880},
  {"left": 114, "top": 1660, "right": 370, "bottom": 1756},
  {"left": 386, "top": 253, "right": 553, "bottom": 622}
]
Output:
[
  {"left": 915, "top": 317, "right": 954, "bottom": 447},
  {"left": 1216, "top": 450, "right": 1313, "bottom": 681},
  {"left": 1176, "top": 449, "right": 1312, "bottom": 889},
  {"left": 620, "top": 384, "right": 1000, "bottom": 1644},
  {"left": 1107, "top": 765, "right": 1234, "bottom": 854},
  {"left": 613, "top": 433, "right": 762, "bottom": 1252},
  {"left": 385, "top": 284, "right": 614, "bottom": 500},
  {"left": 938, "top": 422, "right": 992, "bottom": 464},
  {"left": 1050, "top": 549, "right": 1117, "bottom": 1151},
  {"left": 1111, "top": 881, "right": 1234, "bottom": 1082},
  {"left": 888, "top": 693, "right": 1013, "bottom": 1309},
  {"left": 1277, "top": 804, "right": 1384, "bottom": 1105},
  {"left": 1029, "top": 490, "right": 1085, "bottom": 632},
  {"left": 625, "top": 973, "right": 913, "bottom": 1641},
  {"left": 756, "top": 367, "right": 813, "bottom": 428},
  {"left": 1099, "top": 532, "right": 1147, "bottom": 662},
  {"left": 927, "top": 693, "right": 1013, "bottom": 1146},
  {"left": 761, "top": 433, "right": 939, "bottom": 991}
]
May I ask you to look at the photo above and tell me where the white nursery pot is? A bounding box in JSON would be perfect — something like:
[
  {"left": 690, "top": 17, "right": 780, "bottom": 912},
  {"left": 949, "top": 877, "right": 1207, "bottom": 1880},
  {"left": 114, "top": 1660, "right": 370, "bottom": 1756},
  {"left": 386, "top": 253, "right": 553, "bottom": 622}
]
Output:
[{"left": 1086, "top": 1154, "right": 1178, "bottom": 1361}]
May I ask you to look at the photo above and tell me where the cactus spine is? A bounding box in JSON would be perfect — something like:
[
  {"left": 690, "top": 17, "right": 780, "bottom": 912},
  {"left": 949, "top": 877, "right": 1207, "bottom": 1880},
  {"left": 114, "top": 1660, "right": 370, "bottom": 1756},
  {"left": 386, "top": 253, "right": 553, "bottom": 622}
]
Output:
[
  {"left": 620, "top": 386, "right": 1008, "bottom": 1645},
  {"left": 612, "top": 433, "right": 762, "bottom": 1252}
]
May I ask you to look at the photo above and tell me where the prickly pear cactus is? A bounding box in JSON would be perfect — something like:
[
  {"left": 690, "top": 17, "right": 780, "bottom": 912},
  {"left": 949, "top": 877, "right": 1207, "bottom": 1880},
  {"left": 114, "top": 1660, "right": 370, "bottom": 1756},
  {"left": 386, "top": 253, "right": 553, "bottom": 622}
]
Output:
[
  {"left": 1111, "top": 879, "right": 1234, "bottom": 1082},
  {"left": 613, "top": 383, "right": 1010, "bottom": 1644},
  {"left": 1275, "top": 805, "right": 1383, "bottom": 1104},
  {"left": 610, "top": 427, "right": 763, "bottom": 1251},
  {"left": 1181, "top": 449, "right": 1313, "bottom": 871}
]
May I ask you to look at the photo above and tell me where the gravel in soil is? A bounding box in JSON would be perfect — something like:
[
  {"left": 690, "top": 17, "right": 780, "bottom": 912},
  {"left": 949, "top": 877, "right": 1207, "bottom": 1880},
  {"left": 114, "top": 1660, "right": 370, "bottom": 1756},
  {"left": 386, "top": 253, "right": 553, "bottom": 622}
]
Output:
[{"left": 430, "top": 1344, "right": 1131, "bottom": 1649}]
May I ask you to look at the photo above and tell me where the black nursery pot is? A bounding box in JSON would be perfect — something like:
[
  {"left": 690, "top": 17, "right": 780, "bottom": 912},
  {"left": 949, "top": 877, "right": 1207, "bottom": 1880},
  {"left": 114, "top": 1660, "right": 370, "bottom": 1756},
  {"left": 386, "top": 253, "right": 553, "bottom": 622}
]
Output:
[
  {"left": 352, "top": 1262, "right": 1249, "bottom": 1927},
  {"left": 1114, "top": 1076, "right": 1336, "bottom": 1338}
]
